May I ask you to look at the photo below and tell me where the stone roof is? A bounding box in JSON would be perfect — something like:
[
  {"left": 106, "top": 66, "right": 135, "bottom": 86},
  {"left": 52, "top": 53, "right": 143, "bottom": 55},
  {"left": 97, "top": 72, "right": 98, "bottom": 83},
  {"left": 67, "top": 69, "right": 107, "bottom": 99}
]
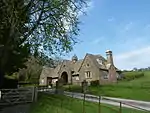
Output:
[
  {"left": 40, "top": 52, "right": 119, "bottom": 77},
  {"left": 86, "top": 53, "right": 108, "bottom": 69},
  {"left": 40, "top": 66, "right": 54, "bottom": 78},
  {"left": 56, "top": 59, "right": 83, "bottom": 74},
  {"left": 72, "top": 59, "right": 83, "bottom": 72}
]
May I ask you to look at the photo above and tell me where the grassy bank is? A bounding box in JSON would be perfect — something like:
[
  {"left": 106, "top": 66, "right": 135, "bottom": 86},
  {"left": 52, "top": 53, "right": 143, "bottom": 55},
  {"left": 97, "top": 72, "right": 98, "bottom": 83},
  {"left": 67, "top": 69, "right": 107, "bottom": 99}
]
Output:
[
  {"left": 30, "top": 93, "right": 148, "bottom": 113},
  {"left": 64, "top": 71, "right": 150, "bottom": 101}
]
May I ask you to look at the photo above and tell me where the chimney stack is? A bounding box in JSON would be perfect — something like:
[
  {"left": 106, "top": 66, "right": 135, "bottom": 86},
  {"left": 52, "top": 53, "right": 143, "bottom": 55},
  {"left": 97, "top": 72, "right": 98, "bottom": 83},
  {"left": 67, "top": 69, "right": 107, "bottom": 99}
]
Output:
[
  {"left": 72, "top": 54, "right": 78, "bottom": 63},
  {"left": 106, "top": 50, "right": 114, "bottom": 65}
]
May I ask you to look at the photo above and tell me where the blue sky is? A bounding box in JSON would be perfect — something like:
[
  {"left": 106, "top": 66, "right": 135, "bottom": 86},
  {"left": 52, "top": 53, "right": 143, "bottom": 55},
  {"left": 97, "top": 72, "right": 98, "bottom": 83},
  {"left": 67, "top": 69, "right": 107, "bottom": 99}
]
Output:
[{"left": 64, "top": 0, "right": 150, "bottom": 70}]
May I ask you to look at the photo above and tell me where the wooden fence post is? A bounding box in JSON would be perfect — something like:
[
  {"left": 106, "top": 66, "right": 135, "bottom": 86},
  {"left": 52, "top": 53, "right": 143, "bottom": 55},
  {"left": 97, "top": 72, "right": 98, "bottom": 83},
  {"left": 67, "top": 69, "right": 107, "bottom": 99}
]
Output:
[
  {"left": 119, "top": 102, "right": 122, "bottom": 113},
  {"left": 32, "top": 87, "right": 35, "bottom": 102},
  {"left": 82, "top": 93, "right": 85, "bottom": 113},
  {"left": 32, "top": 87, "right": 38, "bottom": 102},
  {"left": 98, "top": 96, "right": 101, "bottom": 113},
  {"left": 34, "top": 87, "right": 38, "bottom": 102}
]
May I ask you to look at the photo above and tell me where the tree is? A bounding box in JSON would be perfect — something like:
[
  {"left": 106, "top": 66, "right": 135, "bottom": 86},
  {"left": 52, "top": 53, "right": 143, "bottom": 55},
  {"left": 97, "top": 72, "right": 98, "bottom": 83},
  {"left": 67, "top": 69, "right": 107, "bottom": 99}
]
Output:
[
  {"left": 18, "top": 56, "right": 43, "bottom": 83},
  {"left": 18, "top": 55, "right": 62, "bottom": 83},
  {"left": 133, "top": 67, "right": 137, "bottom": 71},
  {"left": 0, "top": 0, "right": 88, "bottom": 88},
  {"left": 37, "top": 53, "right": 63, "bottom": 68}
]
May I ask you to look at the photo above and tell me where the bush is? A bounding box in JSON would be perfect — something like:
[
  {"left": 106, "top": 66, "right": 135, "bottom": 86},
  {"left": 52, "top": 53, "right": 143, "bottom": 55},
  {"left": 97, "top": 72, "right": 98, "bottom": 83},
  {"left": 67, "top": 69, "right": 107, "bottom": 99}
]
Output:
[
  {"left": 2, "top": 78, "right": 18, "bottom": 89},
  {"left": 90, "top": 80, "right": 99, "bottom": 86},
  {"left": 123, "top": 72, "right": 144, "bottom": 81}
]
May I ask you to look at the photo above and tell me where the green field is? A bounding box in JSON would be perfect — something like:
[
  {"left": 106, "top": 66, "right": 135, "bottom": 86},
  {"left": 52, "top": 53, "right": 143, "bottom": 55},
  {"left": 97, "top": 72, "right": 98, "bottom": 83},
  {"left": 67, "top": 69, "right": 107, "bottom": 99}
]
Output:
[
  {"left": 30, "top": 93, "right": 148, "bottom": 113},
  {"left": 64, "top": 71, "right": 150, "bottom": 101}
]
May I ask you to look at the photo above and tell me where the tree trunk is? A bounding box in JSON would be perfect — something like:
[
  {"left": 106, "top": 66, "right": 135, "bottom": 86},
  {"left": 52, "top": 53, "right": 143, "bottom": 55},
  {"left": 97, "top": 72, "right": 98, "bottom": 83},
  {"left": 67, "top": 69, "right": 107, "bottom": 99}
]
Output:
[{"left": 0, "top": 69, "right": 4, "bottom": 89}]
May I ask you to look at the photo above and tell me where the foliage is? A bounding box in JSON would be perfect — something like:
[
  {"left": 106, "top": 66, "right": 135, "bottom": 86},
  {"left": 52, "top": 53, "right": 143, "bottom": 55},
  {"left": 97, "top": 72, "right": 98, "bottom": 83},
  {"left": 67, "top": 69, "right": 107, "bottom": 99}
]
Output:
[
  {"left": 18, "top": 55, "right": 62, "bottom": 83},
  {"left": 122, "top": 71, "right": 144, "bottom": 81},
  {"left": 36, "top": 53, "right": 62, "bottom": 68},
  {"left": 2, "top": 78, "right": 18, "bottom": 89},
  {"left": 21, "top": 0, "right": 88, "bottom": 55},
  {"left": 0, "top": 0, "right": 88, "bottom": 88},
  {"left": 90, "top": 80, "right": 99, "bottom": 86},
  {"left": 18, "top": 56, "right": 43, "bottom": 83}
]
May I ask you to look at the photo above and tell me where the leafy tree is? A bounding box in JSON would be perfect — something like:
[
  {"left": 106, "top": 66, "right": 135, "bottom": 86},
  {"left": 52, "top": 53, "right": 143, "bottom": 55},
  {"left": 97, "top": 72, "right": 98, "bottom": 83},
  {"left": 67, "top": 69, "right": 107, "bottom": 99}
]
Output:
[
  {"left": 37, "top": 53, "right": 63, "bottom": 68},
  {"left": 133, "top": 67, "right": 138, "bottom": 71},
  {"left": 18, "top": 55, "right": 62, "bottom": 83},
  {"left": 0, "top": 0, "right": 88, "bottom": 88},
  {"left": 0, "top": 0, "right": 30, "bottom": 88},
  {"left": 18, "top": 56, "right": 43, "bottom": 83}
]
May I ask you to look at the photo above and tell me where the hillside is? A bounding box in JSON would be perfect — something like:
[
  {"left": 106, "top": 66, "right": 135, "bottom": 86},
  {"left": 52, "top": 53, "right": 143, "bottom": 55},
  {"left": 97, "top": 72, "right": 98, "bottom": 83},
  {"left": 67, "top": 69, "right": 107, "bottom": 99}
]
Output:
[{"left": 64, "top": 71, "right": 150, "bottom": 101}]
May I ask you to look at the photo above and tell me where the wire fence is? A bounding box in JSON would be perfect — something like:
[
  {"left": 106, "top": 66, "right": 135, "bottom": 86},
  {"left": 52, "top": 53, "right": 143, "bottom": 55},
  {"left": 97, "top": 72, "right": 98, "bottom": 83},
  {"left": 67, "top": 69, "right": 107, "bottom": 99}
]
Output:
[{"left": 37, "top": 85, "right": 150, "bottom": 113}]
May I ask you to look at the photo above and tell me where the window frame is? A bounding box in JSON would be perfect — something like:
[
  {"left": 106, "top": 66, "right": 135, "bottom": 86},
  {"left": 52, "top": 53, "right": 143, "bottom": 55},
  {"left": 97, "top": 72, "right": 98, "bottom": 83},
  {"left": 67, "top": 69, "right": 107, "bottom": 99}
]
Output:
[{"left": 85, "top": 71, "right": 92, "bottom": 79}]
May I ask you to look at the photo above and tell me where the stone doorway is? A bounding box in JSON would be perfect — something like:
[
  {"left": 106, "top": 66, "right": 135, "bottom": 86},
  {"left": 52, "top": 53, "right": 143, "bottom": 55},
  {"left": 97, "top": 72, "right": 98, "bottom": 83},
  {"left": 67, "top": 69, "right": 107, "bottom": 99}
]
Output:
[
  {"left": 47, "top": 77, "right": 52, "bottom": 85},
  {"left": 61, "top": 72, "right": 68, "bottom": 85}
]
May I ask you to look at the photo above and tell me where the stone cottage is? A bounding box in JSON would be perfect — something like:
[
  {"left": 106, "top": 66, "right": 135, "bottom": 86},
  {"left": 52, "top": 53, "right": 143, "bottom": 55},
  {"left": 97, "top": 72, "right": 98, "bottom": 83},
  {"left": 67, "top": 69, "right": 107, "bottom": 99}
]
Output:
[{"left": 39, "top": 50, "right": 120, "bottom": 86}]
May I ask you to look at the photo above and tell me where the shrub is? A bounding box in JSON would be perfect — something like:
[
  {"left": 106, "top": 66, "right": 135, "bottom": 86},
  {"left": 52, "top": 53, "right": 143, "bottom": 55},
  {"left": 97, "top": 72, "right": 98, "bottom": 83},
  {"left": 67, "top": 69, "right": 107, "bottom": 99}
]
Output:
[
  {"left": 90, "top": 80, "right": 99, "bottom": 86},
  {"left": 123, "top": 72, "right": 144, "bottom": 81}
]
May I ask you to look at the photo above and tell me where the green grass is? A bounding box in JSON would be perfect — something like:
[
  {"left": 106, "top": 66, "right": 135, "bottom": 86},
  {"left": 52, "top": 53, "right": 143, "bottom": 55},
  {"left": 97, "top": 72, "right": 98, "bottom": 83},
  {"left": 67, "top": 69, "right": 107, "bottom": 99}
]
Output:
[
  {"left": 30, "top": 93, "right": 148, "bottom": 113},
  {"left": 64, "top": 71, "right": 150, "bottom": 101}
]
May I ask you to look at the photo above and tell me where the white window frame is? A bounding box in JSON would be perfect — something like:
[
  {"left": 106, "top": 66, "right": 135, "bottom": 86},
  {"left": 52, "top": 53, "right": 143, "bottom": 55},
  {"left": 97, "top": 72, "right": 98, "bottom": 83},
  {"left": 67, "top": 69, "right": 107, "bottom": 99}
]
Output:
[
  {"left": 85, "top": 71, "right": 92, "bottom": 78},
  {"left": 76, "top": 76, "right": 79, "bottom": 80},
  {"left": 41, "top": 79, "right": 44, "bottom": 84}
]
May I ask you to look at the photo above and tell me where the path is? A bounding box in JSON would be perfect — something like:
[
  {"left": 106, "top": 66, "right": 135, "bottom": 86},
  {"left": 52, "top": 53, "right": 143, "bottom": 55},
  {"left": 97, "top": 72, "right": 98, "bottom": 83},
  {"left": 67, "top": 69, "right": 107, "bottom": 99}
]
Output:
[{"left": 64, "top": 91, "right": 150, "bottom": 111}]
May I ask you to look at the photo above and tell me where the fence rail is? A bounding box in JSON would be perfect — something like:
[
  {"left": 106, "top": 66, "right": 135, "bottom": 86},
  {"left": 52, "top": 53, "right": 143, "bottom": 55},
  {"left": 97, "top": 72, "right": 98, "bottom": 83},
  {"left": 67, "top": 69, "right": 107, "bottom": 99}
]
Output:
[{"left": 37, "top": 86, "right": 150, "bottom": 113}]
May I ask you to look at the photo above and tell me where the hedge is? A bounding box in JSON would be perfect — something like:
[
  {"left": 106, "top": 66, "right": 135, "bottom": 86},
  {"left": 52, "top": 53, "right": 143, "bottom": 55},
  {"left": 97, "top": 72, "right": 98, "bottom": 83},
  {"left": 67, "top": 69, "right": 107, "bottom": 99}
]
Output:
[
  {"left": 123, "top": 72, "right": 144, "bottom": 81},
  {"left": 90, "top": 80, "right": 99, "bottom": 86}
]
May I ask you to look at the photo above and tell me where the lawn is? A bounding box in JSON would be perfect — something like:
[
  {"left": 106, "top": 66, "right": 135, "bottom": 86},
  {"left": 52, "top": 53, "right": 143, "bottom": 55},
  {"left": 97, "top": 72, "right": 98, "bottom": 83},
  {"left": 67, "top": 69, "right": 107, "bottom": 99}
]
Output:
[
  {"left": 29, "top": 93, "right": 148, "bottom": 113},
  {"left": 64, "top": 71, "right": 150, "bottom": 101}
]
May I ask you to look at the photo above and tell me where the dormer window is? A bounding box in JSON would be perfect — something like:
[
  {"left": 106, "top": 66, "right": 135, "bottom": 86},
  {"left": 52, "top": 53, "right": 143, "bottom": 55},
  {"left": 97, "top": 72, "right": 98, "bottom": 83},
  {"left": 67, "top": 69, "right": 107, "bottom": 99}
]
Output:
[{"left": 96, "top": 59, "right": 103, "bottom": 65}]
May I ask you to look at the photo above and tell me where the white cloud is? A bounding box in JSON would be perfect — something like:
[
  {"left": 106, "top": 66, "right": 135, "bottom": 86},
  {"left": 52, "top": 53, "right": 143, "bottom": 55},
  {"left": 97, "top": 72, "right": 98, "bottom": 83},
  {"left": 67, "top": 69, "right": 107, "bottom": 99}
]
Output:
[{"left": 114, "top": 46, "right": 150, "bottom": 70}]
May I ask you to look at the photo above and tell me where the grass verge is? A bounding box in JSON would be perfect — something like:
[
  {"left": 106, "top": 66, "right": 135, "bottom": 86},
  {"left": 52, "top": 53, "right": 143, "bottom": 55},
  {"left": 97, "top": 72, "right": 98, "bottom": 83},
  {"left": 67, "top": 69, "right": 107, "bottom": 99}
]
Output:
[{"left": 29, "top": 93, "right": 148, "bottom": 113}]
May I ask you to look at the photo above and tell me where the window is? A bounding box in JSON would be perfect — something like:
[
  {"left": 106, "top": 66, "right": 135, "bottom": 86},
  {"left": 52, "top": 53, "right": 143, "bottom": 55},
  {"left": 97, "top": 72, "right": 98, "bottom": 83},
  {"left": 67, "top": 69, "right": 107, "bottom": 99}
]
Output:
[
  {"left": 86, "top": 63, "right": 89, "bottom": 67},
  {"left": 103, "top": 71, "right": 109, "bottom": 79},
  {"left": 71, "top": 71, "right": 75, "bottom": 74},
  {"left": 52, "top": 79, "right": 58, "bottom": 83},
  {"left": 104, "top": 75, "right": 108, "bottom": 79},
  {"left": 85, "top": 71, "right": 92, "bottom": 78},
  {"left": 41, "top": 79, "right": 44, "bottom": 84},
  {"left": 76, "top": 76, "right": 79, "bottom": 80},
  {"left": 96, "top": 59, "right": 103, "bottom": 65}
]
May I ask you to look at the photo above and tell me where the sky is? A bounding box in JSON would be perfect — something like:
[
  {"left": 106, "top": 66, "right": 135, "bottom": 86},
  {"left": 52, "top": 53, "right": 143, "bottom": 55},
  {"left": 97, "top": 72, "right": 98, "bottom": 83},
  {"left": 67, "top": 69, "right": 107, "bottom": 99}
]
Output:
[{"left": 63, "top": 0, "right": 150, "bottom": 70}]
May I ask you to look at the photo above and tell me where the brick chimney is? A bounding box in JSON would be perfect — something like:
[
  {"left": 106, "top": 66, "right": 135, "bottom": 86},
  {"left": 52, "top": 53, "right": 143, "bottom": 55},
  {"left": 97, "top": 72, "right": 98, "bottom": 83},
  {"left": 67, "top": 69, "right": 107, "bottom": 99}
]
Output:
[{"left": 106, "top": 50, "right": 114, "bottom": 65}]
